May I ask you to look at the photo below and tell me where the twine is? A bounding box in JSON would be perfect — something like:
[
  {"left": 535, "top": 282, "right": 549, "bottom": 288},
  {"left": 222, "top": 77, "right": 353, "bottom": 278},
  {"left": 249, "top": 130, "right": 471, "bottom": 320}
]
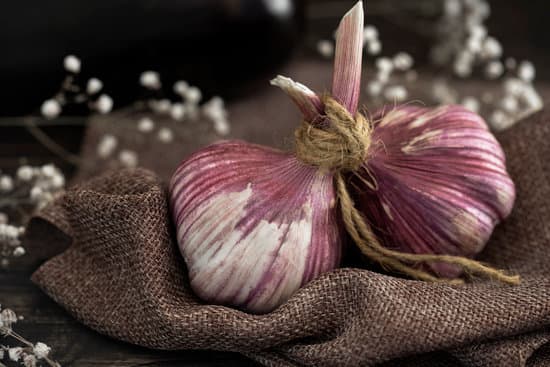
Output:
[{"left": 294, "top": 96, "right": 520, "bottom": 285}]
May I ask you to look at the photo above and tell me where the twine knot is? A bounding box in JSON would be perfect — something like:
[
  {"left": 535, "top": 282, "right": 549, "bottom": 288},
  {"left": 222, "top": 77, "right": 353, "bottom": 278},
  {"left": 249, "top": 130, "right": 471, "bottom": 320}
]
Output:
[{"left": 295, "top": 96, "right": 371, "bottom": 172}]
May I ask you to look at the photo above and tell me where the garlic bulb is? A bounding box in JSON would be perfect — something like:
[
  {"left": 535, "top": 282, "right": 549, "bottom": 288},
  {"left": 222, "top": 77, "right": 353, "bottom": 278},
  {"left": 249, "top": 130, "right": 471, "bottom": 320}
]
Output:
[
  {"left": 170, "top": 142, "right": 342, "bottom": 313},
  {"left": 169, "top": 1, "right": 517, "bottom": 314},
  {"left": 353, "top": 105, "right": 515, "bottom": 277}
]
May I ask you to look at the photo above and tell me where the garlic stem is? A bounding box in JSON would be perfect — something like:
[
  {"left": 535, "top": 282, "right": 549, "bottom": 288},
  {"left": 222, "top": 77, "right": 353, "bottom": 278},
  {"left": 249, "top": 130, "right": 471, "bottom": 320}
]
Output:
[{"left": 332, "top": 1, "right": 364, "bottom": 115}]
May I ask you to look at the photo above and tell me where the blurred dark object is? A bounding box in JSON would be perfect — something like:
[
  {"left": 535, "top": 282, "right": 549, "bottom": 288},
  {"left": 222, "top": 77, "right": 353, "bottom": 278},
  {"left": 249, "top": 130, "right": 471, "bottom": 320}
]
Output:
[{"left": 0, "top": 0, "right": 304, "bottom": 115}]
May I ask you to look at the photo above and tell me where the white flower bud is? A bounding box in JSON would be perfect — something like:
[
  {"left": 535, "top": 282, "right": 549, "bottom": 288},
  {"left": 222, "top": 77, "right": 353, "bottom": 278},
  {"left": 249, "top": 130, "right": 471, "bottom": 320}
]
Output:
[
  {"left": 41, "top": 99, "right": 61, "bottom": 119},
  {"left": 366, "top": 80, "right": 382, "bottom": 97},
  {"left": 151, "top": 99, "right": 172, "bottom": 114},
  {"left": 30, "top": 186, "right": 43, "bottom": 202},
  {"left": 469, "top": 24, "right": 487, "bottom": 40},
  {"left": 213, "top": 119, "right": 230, "bottom": 136},
  {"left": 207, "top": 96, "right": 224, "bottom": 109},
  {"left": 13, "top": 246, "right": 26, "bottom": 257},
  {"left": 33, "top": 342, "right": 51, "bottom": 359},
  {"left": 461, "top": 96, "right": 480, "bottom": 113},
  {"left": 173, "top": 80, "right": 190, "bottom": 96},
  {"left": 517, "top": 60, "right": 535, "bottom": 82},
  {"left": 466, "top": 37, "right": 482, "bottom": 53},
  {"left": 481, "top": 37, "right": 502, "bottom": 59},
  {"left": 383, "top": 85, "right": 408, "bottom": 102},
  {"left": 96, "top": 94, "right": 113, "bottom": 114},
  {"left": 17, "top": 166, "right": 34, "bottom": 181},
  {"left": 8, "top": 347, "right": 23, "bottom": 362},
  {"left": 362, "top": 25, "right": 378, "bottom": 43},
  {"left": 157, "top": 127, "right": 174, "bottom": 143},
  {"left": 316, "top": 40, "right": 334, "bottom": 58},
  {"left": 485, "top": 60, "right": 503, "bottom": 79},
  {"left": 504, "top": 78, "right": 524, "bottom": 96},
  {"left": 41, "top": 164, "right": 56, "bottom": 177},
  {"left": 139, "top": 71, "right": 161, "bottom": 90},
  {"left": 51, "top": 173, "right": 65, "bottom": 189},
  {"left": 376, "top": 57, "right": 393, "bottom": 73},
  {"left": 367, "top": 40, "right": 381, "bottom": 55},
  {"left": 137, "top": 117, "right": 155, "bottom": 133},
  {"left": 0, "top": 175, "right": 14, "bottom": 192},
  {"left": 86, "top": 78, "right": 103, "bottom": 94},
  {"left": 0, "top": 212, "right": 7, "bottom": 224},
  {"left": 118, "top": 150, "right": 138, "bottom": 167},
  {"left": 170, "top": 103, "right": 186, "bottom": 121},
  {"left": 1, "top": 308, "right": 17, "bottom": 328},
  {"left": 185, "top": 87, "right": 202, "bottom": 104},
  {"left": 500, "top": 96, "right": 518, "bottom": 113},
  {"left": 97, "top": 134, "right": 118, "bottom": 158},
  {"left": 63, "top": 55, "right": 81, "bottom": 74},
  {"left": 521, "top": 86, "right": 543, "bottom": 110},
  {"left": 23, "top": 354, "right": 37, "bottom": 367},
  {"left": 393, "top": 52, "right": 413, "bottom": 71},
  {"left": 490, "top": 110, "right": 513, "bottom": 131}
]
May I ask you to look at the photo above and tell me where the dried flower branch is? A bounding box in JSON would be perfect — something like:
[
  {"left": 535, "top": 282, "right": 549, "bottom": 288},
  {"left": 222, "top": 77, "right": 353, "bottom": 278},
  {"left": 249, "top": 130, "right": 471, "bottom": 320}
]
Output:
[
  {"left": 95, "top": 70, "right": 232, "bottom": 168},
  {"left": 0, "top": 305, "right": 61, "bottom": 367},
  {"left": 315, "top": 0, "right": 544, "bottom": 131},
  {"left": 0, "top": 165, "right": 65, "bottom": 268}
]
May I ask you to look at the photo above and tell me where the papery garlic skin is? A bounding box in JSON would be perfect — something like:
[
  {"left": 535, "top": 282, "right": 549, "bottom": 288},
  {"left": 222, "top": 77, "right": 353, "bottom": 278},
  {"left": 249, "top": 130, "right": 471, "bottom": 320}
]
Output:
[
  {"left": 170, "top": 141, "right": 342, "bottom": 313},
  {"left": 354, "top": 105, "right": 516, "bottom": 277}
]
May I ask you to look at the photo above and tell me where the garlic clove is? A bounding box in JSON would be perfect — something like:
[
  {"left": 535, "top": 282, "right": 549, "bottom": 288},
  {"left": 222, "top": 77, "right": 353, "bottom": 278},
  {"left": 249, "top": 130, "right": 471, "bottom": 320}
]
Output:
[
  {"left": 354, "top": 105, "right": 516, "bottom": 277},
  {"left": 170, "top": 141, "right": 342, "bottom": 313}
]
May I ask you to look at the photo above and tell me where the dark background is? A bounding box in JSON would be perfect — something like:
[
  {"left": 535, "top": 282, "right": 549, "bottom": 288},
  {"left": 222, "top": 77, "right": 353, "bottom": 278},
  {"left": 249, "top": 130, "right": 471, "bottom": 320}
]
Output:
[
  {"left": 0, "top": 0, "right": 548, "bottom": 115},
  {"left": 1, "top": 1, "right": 548, "bottom": 366}
]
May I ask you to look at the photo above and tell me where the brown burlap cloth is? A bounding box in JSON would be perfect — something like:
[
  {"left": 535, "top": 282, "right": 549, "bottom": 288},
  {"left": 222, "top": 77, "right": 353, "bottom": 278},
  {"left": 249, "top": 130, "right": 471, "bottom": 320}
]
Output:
[{"left": 23, "top": 106, "right": 550, "bottom": 367}]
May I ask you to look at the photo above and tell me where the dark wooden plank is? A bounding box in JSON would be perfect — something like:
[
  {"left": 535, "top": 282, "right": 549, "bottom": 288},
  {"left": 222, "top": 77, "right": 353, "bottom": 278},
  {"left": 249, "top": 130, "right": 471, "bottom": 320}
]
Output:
[{"left": 0, "top": 271, "right": 259, "bottom": 366}]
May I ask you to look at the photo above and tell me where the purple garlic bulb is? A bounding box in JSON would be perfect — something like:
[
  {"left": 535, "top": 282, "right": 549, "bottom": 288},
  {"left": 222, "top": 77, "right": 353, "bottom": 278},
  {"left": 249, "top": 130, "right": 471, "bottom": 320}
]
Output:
[
  {"left": 169, "top": 141, "right": 342, "bottom": 313},
  {"left": 269, "top": 0, "right": 515, "bottom": 281},
  {"left": 169, "top": 1, "right": 517, "bottom": 314},
  {"left": 354, "top": 106, "right": 516, "bottom": 277}
]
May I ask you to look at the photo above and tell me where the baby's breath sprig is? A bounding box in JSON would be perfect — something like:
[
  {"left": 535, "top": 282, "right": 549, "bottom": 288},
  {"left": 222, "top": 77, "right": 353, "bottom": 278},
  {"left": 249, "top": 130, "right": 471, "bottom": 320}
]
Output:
[
  {"left": 0, "top": 305, "right": 61, "bottom": 367},
  {"left": 0, "top": 165, "right": 65, "bottom": 268},
  {"left": 314, "top": 0, "right": 543, "bottom": 132},
  {"left": 95, "top": 71, "right": 231, "bottom": 168}
]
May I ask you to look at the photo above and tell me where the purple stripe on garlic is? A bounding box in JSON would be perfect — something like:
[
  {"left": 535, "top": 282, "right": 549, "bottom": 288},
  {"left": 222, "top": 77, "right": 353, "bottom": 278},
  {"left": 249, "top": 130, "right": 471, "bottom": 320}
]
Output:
[
  {"left": 170, "top": 141, "right": 342, "bottom": 313},
  {"left": 353, "top": 104, "right": 515, "bottom": 277}
]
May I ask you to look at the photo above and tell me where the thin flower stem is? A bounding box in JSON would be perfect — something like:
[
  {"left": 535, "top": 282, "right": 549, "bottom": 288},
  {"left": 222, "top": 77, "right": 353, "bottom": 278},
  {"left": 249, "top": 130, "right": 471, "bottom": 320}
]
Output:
[
  {"left": 22, "top": 117, "right": 82, "bottom": 166},
  {"left": 1, "top": 326, "right": 61, "bottom": 367}
]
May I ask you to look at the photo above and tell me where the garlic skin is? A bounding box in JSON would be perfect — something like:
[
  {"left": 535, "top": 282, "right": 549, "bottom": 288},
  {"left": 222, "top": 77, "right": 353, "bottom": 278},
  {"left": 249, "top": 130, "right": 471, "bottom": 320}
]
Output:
[
  {"left": 354, "top": 105, "right": 516, "bottom": 277},
  {"left": 169, "top": 141, "right": 342, "bottom": 313}
]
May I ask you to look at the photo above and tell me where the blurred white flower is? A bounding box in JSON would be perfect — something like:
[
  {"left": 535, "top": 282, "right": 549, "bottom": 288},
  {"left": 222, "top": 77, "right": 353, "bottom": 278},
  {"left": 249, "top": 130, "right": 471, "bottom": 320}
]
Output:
[
  {"left": 86, "top": 78, "right": 103, "bottom": 94},
  {"left": 140, "top": 71, "right": 161, "bottom": 90},
  {"left": 97, "top": 134, "right": 118, "bottom": 158},
  {"left": 33, "top": 342, "right": 51, "bottom": 359},
  {"left": 40, "top": 99, "right": 62, "bottom": 119},
  {"left": 316, "top": 40, "right": 334, "bottom": 58},
  {"left": 63, "top": 55, "right": 81, "bottom": 73},
  {"left": 157, "top": 127, "right": 174, "bottom": 143},
  {"left": 118, "top": 150, "right": 138, "bottom": 167},
  {"left": 96, "top": 94, "right": 113, "bottom": 114},
  {"left": 137, "top": 117, "right": 155, "bottom": 133}
]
